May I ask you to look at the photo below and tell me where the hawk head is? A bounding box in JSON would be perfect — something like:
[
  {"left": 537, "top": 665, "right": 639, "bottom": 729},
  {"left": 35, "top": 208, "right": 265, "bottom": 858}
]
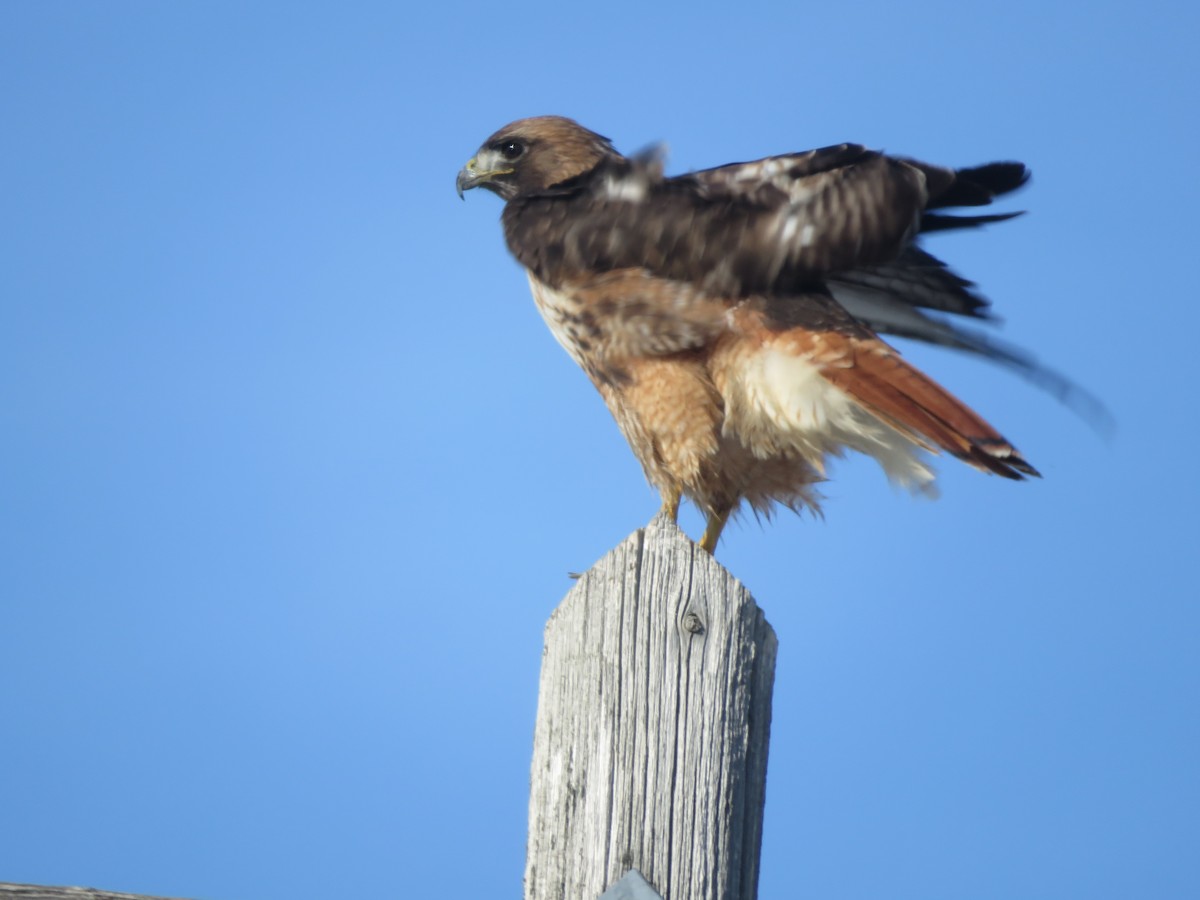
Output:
[{"left": 456, "top": 116, "right": 617, "bottom": 201}]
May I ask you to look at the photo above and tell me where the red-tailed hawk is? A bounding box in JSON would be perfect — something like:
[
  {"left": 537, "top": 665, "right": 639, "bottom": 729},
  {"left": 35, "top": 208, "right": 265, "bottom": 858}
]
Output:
[{"left": 457, "top": 115, "right": 1045, "bottom": 552}]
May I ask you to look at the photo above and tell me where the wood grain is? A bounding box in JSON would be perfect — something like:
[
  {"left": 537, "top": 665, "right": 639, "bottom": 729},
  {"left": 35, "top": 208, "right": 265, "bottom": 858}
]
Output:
[{"left": 525, "top": 514, "right": 777, "bottom": 900}]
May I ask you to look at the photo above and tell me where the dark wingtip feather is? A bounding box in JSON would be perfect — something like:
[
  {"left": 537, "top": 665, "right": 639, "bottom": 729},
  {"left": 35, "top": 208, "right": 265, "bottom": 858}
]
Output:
[
  {"left": 930, "top": 161, "right": 1030, "bottom": 209},
  {"left": 960, "top": 160, "right": 1030, "bottom": 193},
  {"left": 920, "top": 210, "right": 1025, "bottom": 234},
  {"left": 827, "top": 247, "right": 994, "bottom": 321}
]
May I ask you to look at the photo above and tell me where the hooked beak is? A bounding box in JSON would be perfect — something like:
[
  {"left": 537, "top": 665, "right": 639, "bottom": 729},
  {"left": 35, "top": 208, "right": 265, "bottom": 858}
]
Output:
[{"left": 455, "top": 155, "right": 513, "bottom": 200}]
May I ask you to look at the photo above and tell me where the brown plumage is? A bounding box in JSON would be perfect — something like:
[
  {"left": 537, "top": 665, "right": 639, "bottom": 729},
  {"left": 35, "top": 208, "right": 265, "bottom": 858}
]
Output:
[{"left": 457, "top": 115, "right": 1040, "bottom": 552}]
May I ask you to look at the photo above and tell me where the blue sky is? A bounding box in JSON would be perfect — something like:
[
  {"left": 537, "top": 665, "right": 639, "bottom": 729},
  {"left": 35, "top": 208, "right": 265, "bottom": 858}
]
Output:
[{"left": 2, "top": 2, "right": 1197, "bottom": 898}]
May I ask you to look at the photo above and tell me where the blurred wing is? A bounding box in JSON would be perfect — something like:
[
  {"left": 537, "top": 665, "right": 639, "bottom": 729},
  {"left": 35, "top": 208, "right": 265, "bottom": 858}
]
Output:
[
  {"left": 678, "top": 145, "right": 929, "bottom": 282},
  {"left": 828, "top": 249, "right": 1114, "bottom": 434},
  {"left": 505, "top": 147, "right": 930, "bottom": 296}
]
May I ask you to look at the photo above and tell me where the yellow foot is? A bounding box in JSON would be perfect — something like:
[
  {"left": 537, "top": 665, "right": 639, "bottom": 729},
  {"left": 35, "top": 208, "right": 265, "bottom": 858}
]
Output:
[
  {"left": 698, "top": 508, "right": 731, "bottom": 554},
  {"left": 658, "top": 486, "right": 682, "bottom": 522}
]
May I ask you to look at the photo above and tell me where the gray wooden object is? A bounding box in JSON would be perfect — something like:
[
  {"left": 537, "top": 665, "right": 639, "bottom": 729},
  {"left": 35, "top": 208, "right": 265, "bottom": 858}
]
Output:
[
  {"left": 0, "top": 886, "right": 186, "bottom": 900},
  {"left": 525, "top": 514, "right": 778, "bottom": 900},
  {"left": 599, "top": 870, "right": 665, "bottom": 900}
]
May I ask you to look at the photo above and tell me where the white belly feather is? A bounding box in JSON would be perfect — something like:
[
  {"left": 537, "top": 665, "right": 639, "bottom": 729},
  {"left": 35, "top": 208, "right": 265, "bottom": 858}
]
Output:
[
  {"left": 720, "top": 347, "right": 938, "bottom": 495},
  {"left": 527, "top": 273, "right": 589, "bottom": 366}
]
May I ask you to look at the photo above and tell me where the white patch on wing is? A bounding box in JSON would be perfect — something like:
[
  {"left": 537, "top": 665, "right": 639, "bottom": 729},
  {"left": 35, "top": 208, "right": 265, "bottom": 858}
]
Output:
[
  {"left": 601, "top": 175, "right": 648, "bottom": 202},
  {"left": 786, "top": 184, "right": 815, "bottom": 204},
  {"left": 722, "top": 347, "right": 938, "bottom": 495},
  {"left": 733, "top": 159, "right": 783, "bottom": 182}
]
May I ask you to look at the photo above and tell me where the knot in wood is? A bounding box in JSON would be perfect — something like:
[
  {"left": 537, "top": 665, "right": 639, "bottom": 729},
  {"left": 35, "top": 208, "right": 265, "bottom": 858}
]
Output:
[{"left": 681, "top": 610, "right": 706, "bottom": 635}]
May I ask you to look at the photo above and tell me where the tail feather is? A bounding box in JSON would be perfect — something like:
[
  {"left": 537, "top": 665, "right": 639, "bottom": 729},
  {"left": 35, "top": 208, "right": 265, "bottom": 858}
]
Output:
[{"left": 823, "top": 341, "right": 1040, "bottom": 480}]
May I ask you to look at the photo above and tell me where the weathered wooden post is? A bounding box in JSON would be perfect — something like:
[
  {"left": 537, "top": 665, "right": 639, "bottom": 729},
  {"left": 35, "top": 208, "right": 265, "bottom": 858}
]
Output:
[
  {"left": 525, "top": 514, "right": 778, "bottom": 900},
  {"left": 0, "top": 887, "right": 186, "bottom": 900}
]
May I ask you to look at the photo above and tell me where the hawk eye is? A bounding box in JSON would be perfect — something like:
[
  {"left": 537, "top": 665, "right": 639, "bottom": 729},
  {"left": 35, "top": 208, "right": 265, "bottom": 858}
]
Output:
[{"left": 497, "top": 140, "right": 524, "bottom": 161}]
